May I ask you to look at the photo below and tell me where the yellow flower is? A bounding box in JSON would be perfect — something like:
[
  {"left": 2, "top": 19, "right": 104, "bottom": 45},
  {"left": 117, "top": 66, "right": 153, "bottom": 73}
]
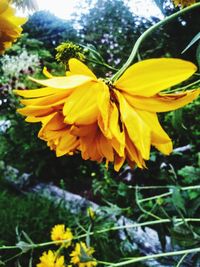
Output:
[
  {"left": 70, "top": 242, "right": 97, "bottom": 267},
  {"left": 172, "top": 0, "right": 196, "bottom": 7},
  {"left": 15, "top": 58, "right": 199, "bottom": 171},
  {"left": 51, "top": 224, "right": 73, "bottom": 247},
  {"left": 37, "top": 250, "right": 65, "bottom": 267},
  {"left": 0, "top": 0, "right": 27, "bottom": 54},
  {"left": 87, "top": 207, "right": 95, "bottom": 220}
]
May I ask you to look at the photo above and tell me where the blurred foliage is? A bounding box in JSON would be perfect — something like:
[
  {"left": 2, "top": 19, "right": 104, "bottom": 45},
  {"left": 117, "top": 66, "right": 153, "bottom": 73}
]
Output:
[
  {"left": 0, "top": 180, "right": 147, "bottom": 267},
  {"left": 11, "top": 0, "right": 38, "bottom": 11},
  {"left": 153, "top": 0, "right": 200, "bottom": 62},
  {"left": 76, "top": 0, "right": 160, "bottom": 69},
  {"left": 23, "top": 11, "right": 78, "bottom": 54}
]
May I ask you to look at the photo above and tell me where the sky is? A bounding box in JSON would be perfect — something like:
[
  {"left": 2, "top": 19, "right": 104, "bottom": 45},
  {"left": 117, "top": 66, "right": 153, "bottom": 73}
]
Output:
[{"left": 17, "top": 0, "right": 163, "bottom": 20}]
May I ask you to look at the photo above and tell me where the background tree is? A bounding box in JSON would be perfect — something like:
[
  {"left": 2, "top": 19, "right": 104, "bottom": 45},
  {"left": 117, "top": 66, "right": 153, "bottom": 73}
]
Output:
[
  {"left": 23, "top": 11, "right": 78, "bottom": 53},
  {"left": 76, "top": 0, "right": 160, "bottom": 69}
]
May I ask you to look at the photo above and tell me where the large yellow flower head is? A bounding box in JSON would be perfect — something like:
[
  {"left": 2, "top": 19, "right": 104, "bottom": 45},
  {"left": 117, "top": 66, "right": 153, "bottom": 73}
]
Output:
[
  {"left": 70, "top": 242, "right": 97, "bottom": 267},
  {"left": 37, "top": 250, "right": 65, "bottom": 267},
  {"left": 51, "top": 224, "right": 73, "bottom": 247},
  {"left": 0, "top": 0, "right": 27, "bottom": 54},
  {"left": 15, "top": 58, "right": 200, "bottom": 171}
]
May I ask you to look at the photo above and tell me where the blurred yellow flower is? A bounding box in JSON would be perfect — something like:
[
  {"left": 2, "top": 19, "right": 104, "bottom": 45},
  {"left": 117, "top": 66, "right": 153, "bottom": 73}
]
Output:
[
  {"left": 173, "top": 0, "right": 196, "bottom": 6},
  {"left": 0, "top": 0, "right": 27, "bottom": 54},
  {"left": 37, "top": 250, "right": 65, "bottom": 267},
  {"left": 87, "top": 207, "right": 95, "bottom": 220},
  {"left": 70, "top": 242, "right": 97, "bottom": 267},
  {"left": 15, "top": 58, "right": 199, "bottom": 171},
  {"left": 51, "top": 224, "right": 73, "bottom": 247}
]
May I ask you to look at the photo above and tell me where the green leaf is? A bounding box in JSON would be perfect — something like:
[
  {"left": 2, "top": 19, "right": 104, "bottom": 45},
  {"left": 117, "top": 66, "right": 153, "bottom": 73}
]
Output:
[
  {"left": 16, "top": 241, "right": 32, "bottom": 253},
  {"left": 170, "top": 228, "right": 199, "bottom": 247},
  {"left": 172, "top": 109, "right": 186, "bottom": 131},
  {"left": 196, "top": 43, "right": 200, "bottom": 69},
  {"left": 182, "top": 32, "right": 200, "bottom": 54},
  {"left": 178, "top": 166, "right": 200, "bottom": 184},
  {"left": 172, "top": 188, "right": 186, "bottom": 214}
]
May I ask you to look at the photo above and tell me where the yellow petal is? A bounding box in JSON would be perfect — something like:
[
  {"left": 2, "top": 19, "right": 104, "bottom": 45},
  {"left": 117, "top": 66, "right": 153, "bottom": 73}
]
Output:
[
  {"left": 109, "top": 102, "right": 125, "bottom": 157},
  {"left": 125, "top": 132, "right": 145, "bottom": 168},
  {"left": 135, "top": 109, "right": 173, "bottom": 155},
  {"left": 115, "top": 90, "right": 151, "bottom": 160},
  {"left": 29, "top": 75, "right": 93, "bottom": 89},
  {"left": 69, "top": 58, "right": 97, "bottom": 79},
  {"left": 114, "top": 58, "right": 197, "bottom": 96},
  {"left": 97, "top": 81, "right": 111, "bottom": 137},
  {"left": 123, "top": 89, "right": 200, "bottom": 112},
  {"left": 153, "top": 142, "right": 173, "bottom": 155},
  {"left": 14, "top": 88, "right": 62, "bottom": 98},
  {"left": 70, "top": 124, "right": 96, "bottom": 137},
  {"left": 79, "top": 125, "right": 103, "bottom": 162},
  {"left": 56, "top": 134, "right": 79, "bottom": 157},
  {"left": 63, "top": 82, "right": 99, "bottom": 125},
  {"left": 97, "top": 133, "right": 114, "bottom": 162},
  {"left": 17, "top": 105, "right": 61, "bottom": 117},
  {"left": 114, "top": 153, "right": 125, "bottom": 172},
  {"left": 43, "top": 67, "right": 53, "bottom": 78},
  {"left": 38, "top": 113, "right": 66, "bottom": 140},
  {"left": 20, "top": 90, "right": 71, "bottom": 106},
  {"left": 25, "top": 116, "right": 42, "bottom": 123}
]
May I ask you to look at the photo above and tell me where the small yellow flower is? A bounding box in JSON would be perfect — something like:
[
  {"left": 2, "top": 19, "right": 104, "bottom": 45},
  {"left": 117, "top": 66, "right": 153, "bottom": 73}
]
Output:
[
  {"left": 37, "top": 250, "right": 65, "bottom": 267},
  {"left": 172, "top": 0, "right": 196, "bottom": 7},
  {"left": 70, "top": 242, "right": 97, "bottom": 267},
  {"left": 87, "top": 207, "right": 95, "bottom": 220},
  {"left": 15, "top": 58, "right": 200, "bottom": 171},
  {"left": 0, "top": 0, "right": 27, "bottom": 54},
  {"left": 51, "top": 224, "right": 73, "bottom": 247}
]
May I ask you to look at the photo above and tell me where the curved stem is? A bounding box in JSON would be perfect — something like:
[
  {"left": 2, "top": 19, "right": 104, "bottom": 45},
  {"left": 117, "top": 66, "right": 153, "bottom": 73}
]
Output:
[
  {"left": 139, "top": 184, "right": 200, "bottom": 203},
  {"left": 111, "top": 3, "right": 200, "bottom": 82},
  {"left": 86, "top": 58, "right": 118, "bottom": 71},
  {"left": 1, "top": 218, "right": 200, "bottom": 250},
  {"left": 107, "top": 247, "right": 200, "bottom": 266},
  {"left": 176, "top": 253, "right": 189, "bottom": 267}
]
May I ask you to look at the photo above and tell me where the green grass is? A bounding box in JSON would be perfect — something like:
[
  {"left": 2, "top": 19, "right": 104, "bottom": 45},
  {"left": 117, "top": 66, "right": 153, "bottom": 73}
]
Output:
[
  {"left": 0, "top": 179, "right": 147, "bottom": 267},
  {"left": 0, "top": 179, "right": 80, "bottom": 266}
]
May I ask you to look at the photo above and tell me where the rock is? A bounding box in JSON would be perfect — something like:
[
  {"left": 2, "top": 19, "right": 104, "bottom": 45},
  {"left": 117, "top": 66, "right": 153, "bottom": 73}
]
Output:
[{"left": 30, "top": 182, "right": 174, "bottom": 267}]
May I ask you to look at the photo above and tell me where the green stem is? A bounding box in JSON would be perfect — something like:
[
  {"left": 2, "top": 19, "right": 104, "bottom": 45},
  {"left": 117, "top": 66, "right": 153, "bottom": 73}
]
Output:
[
  {"left": 86, "top": 58, "right": 118, "bottom": 71},
  {"left": 136, "top": 185, "right": 162, "bottom": 220},
  {"left": 168, "top": 79, "right": 200, "bottom": 93},
  {"left": 138, "top": 185, "right": 200, "bottom": 203},
  {"left": 1, "top": 218, "right": 200, "bottom": 251},
  {"left": 176, "top": 253, "right": 189, "bottom": 267},
  {"left": 107, "top": 247, "right": 200, "bottom": 266},
  {"left": 111, "top": 3, "right": 200, "bottom": 82},
  {"left": 139, "top": 192, "right": 171, "bottom": 203}
]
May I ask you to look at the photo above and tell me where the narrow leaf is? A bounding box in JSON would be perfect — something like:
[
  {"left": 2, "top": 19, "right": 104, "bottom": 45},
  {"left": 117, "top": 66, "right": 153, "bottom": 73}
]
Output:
[{"left": 182, "top": 32, "right": 200, "bottom": 54}]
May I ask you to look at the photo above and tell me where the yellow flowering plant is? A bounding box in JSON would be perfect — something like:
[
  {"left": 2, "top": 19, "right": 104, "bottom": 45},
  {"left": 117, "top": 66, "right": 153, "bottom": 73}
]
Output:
[
  {"left": 37, "top": 250, "right": 65, "bottom": 267},
  {"left": 36, "top": 225, "right": 97, "bottom": 267},
  {"left": 1, "top": 2, "right": 200, "bottom": 267},
  {"left": 15, "top": 57, "right": 199, "bottom": 171},
  {"left": 0, "top": 0, "right": 27, "bottom": 54},
  {"left": 13, "top": 2, "right": 200, "bottom": 172},
  {"left": 70, "top": 242, "right": 97, "bottom": 267},
  {"left": 51, "top": 224, "right": 73, "bottom": 247}
]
